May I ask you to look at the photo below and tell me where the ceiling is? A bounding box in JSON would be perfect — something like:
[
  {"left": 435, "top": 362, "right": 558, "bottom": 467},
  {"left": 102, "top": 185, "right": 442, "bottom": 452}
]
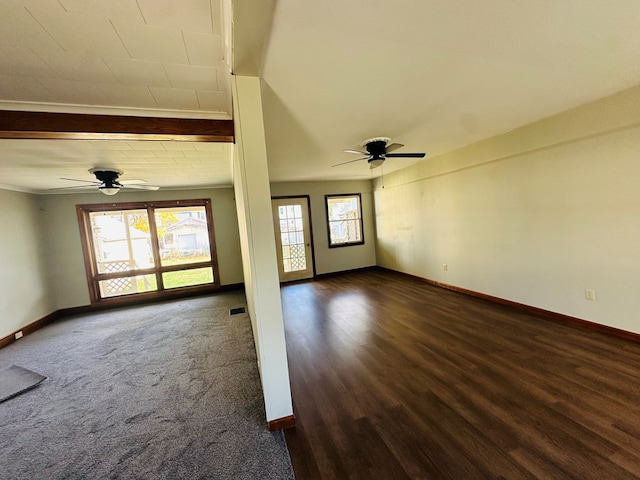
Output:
[
  {"left": 260, "top": 0, "right": 640, "bottom": 182},
  {"left": 0, "top": 0, "right": 233, "bottom": 193},
  {"left": 2, "top": 0, "right": 640, "bottom": 193}
]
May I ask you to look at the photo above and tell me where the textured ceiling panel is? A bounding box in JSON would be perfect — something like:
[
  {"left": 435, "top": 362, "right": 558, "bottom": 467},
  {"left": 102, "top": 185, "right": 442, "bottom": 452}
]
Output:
[
  {"left": 1, "top": 4, "right": 64, "bottom": 53},
  {"left": 0, "top": 139, "right": 233, "bottom": 193},
  {"left": 57, "top": 0, "right": 145, "bottom": 20},
  {"left": 0, "top": 47, "right": 53, "bottom": 77},
  {"left": 184, "top": 31, "right": 223, "bottom": 67},
  {"left": 0, "top": 75, "right": 51, "bottom": 101},
  {"left": 102, "top": 57, "right": 171, "bottom": 87},
  {"left": 196, "top": 90, "right": 227, "bottom": 112},
  {"left": 38, "top": 78, "right": 113, "bottom": 105},
  {"left": 31, "top": 10, "right": 130, "bottom": 57},
  {"left": 96, "top": 83, "right": 158, "bottom": 108},
  {"left": 0, "top": 0, "right": 233, "bottom": 193},
  {"left": 111, "top": 20, "right": 189, "bottom": 64},
  {"left": 163, "top": 64, "right": 218, "bottom": 91},
  {"left": 137, "top": 0, "right": 215, "bottom": 34},
  {"left": 0, "top": 0, "right": 230, "bottom": 118},
  {"left": 44, "top": 53, "right": 117, "bottom": 83},
  {"left": 149, "top": 87, "right": 200, "bottom": 110}
]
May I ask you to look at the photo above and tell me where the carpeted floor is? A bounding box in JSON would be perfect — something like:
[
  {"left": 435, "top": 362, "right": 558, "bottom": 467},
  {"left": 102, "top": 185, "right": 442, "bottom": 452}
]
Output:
[{"left": 0, "top": 291, "right": 295, "bottom": 479}]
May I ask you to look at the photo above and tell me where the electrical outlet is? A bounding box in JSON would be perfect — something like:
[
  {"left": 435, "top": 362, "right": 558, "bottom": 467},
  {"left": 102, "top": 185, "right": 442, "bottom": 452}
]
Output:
[
  {"left": 585, "top": 289, "right": 596, "bottom": 301},
  {"left": 14, "top": 331, "right": 23, "bottom": 340},
  {"left": 443, "top": 264, "right": 448, "bottom": 271}
]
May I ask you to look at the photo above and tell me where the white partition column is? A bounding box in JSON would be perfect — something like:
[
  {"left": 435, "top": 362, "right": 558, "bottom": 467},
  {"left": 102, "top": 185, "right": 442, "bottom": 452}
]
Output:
[{"left": 231, "top": 75, "right": 294, "bottom": 428}]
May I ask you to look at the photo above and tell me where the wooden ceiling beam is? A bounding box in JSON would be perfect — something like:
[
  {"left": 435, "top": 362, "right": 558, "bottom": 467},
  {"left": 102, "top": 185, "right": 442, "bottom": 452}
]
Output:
[{"left": 0, "top": 110, "right": 234, "bottom": 142}]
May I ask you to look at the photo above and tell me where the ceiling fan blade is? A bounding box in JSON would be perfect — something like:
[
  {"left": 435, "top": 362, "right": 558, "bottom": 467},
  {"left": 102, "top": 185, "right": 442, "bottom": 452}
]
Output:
[
  {"left": 120, "top": 179, "right": 147, "bottom": 185},
  {"left": 122, "top": 184, "right": 160, "bottom": 191},
  {"left": 385, "top": 152, "right": 426, "bottom": 158},
  {"left": 385, "top": 143, "right": 404, "bottom": 153},
  {"left": 48, "top": 185, "right": 96, "bottom": 191},
  {"left": 59, "top": 177, "right": 101, "bottom": 184},
  {"left": 332, "top": 157, "right": 369, "bottom": 167},
  {"left": 343, "top": 149, "right": 368, "bottom": 155}
]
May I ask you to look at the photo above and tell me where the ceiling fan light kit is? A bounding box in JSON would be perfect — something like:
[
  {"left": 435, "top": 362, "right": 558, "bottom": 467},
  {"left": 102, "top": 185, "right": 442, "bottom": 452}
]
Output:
[
  {"left": 99, "top": 186, "right": 120, "bottom": 195},
  {"left": 368, "top": 157, "right": 385, "bottom": 168},
  {"left": 334, "top": 137, "right": 426, "bottom": 169}
]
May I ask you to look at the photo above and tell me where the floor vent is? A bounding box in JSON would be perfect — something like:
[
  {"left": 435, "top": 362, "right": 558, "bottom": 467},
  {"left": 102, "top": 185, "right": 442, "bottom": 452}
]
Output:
[{"left": 229, "top": 307, "right": 246, "bottom": 316}]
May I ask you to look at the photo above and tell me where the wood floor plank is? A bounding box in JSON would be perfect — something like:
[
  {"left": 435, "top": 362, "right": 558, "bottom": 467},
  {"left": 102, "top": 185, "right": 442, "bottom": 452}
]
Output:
[
  {"left": 366, "top": 405, "right": 454, "bottom": 480},
  {"left": 402, "top": 390, "right": 536, "bottom": 480},
  {"left": 281, "top": 270, "right": 640, "bottom": 479},
  {"left": 284, "top": 423, "right": 323, "bottom": 480}
]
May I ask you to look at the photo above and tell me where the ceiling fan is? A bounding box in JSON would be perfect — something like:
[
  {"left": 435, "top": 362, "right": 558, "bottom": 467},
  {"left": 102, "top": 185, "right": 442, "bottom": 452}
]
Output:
[
  {"left": 53, "top": 168, "right": 160, "bottom": 195},
  {"left": 333, "top": 137, "right": 426, "bottom": 169}
]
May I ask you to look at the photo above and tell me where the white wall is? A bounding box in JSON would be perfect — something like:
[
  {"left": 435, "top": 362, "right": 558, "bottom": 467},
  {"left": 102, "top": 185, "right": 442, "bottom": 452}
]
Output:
[
  {"left": 232, "top": 75, "right": 294, "bottom": 423},
  {"left": 374, "top": 84, "right": 640, "bottom": 334},
  {"left": 0, "top": 189, "right": 54, "bottom": 338},
  {"left": 39, "top": 187, "right": 244, "bottom": 309},
  {"left": 270, "top": 180, "right": 376, "bottom": 275}
]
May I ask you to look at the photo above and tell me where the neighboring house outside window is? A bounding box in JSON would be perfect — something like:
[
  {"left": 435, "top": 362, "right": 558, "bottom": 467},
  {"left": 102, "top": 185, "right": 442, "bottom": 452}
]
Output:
[
  {"left": 325, "top": 193, "right": 364, "bottom": 247},
  {"left": 159, "top": 217, "right": 209, "bottom": 259}
]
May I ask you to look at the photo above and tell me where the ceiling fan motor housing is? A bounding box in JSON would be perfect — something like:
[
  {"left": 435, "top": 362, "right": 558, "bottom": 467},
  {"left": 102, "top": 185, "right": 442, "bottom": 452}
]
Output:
[
  {"left": 90, "top": 168, "right": 123, "bottom": 187},
  {"left": 363, "top": 138, "right": 390, "bottom": 166},
  {"left": 365, "top": 140, "right": 387, "bottom": 157}
]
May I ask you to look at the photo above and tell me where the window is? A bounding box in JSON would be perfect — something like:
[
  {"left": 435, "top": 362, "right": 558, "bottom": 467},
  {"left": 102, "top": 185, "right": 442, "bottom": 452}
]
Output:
[
  {"left": 77, "top": 199, "right": 219, "bottom": 303},
  {"left": 277, "top": 203, "right": 307, "bottom": 273},
  {"left": 325, "top": 193, "right": 364, "bottom": 247}
]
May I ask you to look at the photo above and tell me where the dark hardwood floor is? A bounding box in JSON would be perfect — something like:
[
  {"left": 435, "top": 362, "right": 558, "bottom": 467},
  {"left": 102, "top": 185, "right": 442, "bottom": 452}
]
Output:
[{"left": 281, "top": 269, "right": 640, "bottom": 479}]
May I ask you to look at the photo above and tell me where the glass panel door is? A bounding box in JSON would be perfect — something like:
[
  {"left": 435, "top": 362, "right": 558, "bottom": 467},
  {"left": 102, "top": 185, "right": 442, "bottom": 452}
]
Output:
[{"left": 271, "top": 197, "right": 314, "bottom": 282}]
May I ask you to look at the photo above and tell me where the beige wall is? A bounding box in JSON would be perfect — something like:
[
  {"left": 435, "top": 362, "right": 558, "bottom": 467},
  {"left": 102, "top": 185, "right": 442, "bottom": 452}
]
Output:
[
  {"left": 270, "top": 180, "right": 376, "bottom": 275},
  {"left": 0, "top": 189, "right": 54, "bottom": 338},
  {"left": 39, "top": 187, "right": 244, "bottom": 310},
  {"left": 374, "top": 85, "right": 640, "bottom": 334}
]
